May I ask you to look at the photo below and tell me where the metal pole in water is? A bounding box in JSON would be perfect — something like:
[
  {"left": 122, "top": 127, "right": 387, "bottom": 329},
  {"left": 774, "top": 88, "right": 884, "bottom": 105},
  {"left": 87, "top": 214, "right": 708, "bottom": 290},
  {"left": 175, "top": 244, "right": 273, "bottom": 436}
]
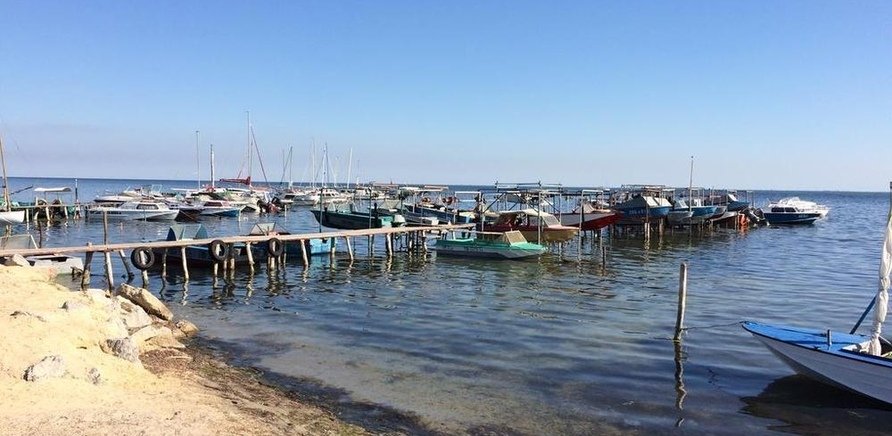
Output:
[{"left": 674, "top": 262, "right": 688, "bottom": 342}]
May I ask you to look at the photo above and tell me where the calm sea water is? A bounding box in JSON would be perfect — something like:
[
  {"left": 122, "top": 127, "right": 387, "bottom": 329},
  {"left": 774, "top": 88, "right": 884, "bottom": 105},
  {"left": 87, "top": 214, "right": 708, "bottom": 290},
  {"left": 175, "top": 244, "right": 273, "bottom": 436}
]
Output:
[{"left": 10, "top": 177, "right": 892, "bottom": 434}]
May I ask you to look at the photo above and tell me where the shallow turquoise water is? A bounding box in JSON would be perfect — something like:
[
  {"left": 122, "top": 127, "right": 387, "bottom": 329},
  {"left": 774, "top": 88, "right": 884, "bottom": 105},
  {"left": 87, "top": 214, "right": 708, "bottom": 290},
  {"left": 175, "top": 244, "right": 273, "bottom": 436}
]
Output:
[{"left": 15, "top": 178, "right": 892, "bottom": 434}]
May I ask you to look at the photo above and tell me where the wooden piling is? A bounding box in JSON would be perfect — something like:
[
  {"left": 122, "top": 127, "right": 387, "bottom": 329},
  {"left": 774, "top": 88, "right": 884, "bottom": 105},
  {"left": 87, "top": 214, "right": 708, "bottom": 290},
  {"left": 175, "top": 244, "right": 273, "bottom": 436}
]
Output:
[
  {"left": 245, "top": 242, "right": 255, "bottom": 274},
  {"left": 81, "top": 248, "right": 93, "bottom": 288},
  {"left": 180, "top": 247, "right": 189, "bottom": 281},
  {"left": 117, "top": 250, "right": 133, "bottom": 280},
  {"left": 345, "top": 236, "right": 354, "bottom": 261},
  {"left": 300, "top": 239, "right": 309, "bottom": 267},
  {"left": 161, "top": 249, "right": 168, "bottom": 278},
  {"left": 674, "top": 262, "right": 688, "bottom": 342},
  {"left": 103, "top": 251, "right": 114, "bottom": 290}
]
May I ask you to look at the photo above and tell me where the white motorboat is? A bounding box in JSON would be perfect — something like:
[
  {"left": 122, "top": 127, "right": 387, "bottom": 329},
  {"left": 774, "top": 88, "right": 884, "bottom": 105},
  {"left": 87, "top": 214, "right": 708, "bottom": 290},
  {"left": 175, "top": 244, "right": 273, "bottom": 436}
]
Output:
[
  {"left": 761, "top": 197, "right": 830, "bottom": 225},
  {"left": 87, "top": 200, "right": 179, "bottom": 221}
]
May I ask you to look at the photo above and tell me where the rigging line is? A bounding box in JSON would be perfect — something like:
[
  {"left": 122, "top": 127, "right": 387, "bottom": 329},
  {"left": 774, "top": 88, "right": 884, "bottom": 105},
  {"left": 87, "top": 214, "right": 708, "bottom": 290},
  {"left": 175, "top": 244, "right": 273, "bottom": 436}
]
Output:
[
  {"left": 250, "top": 124, "right": 271, "bottom": 185},
  {"left": 679, "top": 321, "right": 744, "bottom": 332}
]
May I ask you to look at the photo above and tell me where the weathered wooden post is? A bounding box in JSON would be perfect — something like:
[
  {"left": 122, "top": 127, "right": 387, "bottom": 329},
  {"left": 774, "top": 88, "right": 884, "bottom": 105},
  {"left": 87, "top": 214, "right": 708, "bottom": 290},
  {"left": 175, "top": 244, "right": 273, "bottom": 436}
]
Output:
[
  {"left": 245, "top": 242, "right": 255, "bottom": 274},
  {"left": 103, "top": 251, "right": 114, "bottom": 290},
  {"left": 300, "top": 239, "right": 309, "bottom": 267},
  {"left": 117, "top": 250, "right": 134, "bottom": 281},
  {"left": 345, "top": 236, "right": 353, "bottom": 261},
  {"left": 674, "top": 262, "right": 688, "bottom": 342},
  {"left": 81, "top": 244, "right": 93, "bottom": 288},
  {"left": 180, "top": 246, "right": 190, "bottom": 281}
]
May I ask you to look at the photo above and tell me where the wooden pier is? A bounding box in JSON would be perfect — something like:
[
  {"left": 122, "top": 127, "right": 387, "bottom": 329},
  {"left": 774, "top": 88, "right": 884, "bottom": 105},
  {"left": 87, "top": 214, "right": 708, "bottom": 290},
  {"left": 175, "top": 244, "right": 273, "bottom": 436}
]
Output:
[{"left": 0, "top": 224, "right": 474, "bottom": 289}]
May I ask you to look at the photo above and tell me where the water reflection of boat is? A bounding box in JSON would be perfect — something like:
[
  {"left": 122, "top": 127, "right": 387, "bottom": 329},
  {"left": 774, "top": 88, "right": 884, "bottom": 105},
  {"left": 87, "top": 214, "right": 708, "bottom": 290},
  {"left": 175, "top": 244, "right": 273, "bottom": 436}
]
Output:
[{"left": 740, "top": 375, "right": 892, "bottom": 433}]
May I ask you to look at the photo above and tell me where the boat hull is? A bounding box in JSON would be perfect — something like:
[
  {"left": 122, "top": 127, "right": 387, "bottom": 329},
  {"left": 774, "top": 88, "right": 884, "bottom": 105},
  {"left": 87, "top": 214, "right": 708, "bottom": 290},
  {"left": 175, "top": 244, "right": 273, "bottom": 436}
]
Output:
[
  {"left": 763, "top": 212, "right": 821, "bottom": 225},
  {"left": 559, "top": 211, "right": 620, "bottom": 231},
  {"left": 311, "top": 209, "right": 395, "bottom": 230},
  {"left": 0, "top": 210, "right": 26, "bottom": 225},
  {"left": 433, "top": 239, "right": 544, "bottom": 259},
  {"left": 743, "top": 321, "right": 892, "bottom": 405}
]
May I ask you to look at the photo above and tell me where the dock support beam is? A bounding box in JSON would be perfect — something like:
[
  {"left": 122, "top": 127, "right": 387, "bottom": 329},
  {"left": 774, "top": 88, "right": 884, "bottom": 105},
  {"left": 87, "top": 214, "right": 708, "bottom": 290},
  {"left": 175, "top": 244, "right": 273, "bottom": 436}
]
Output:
[
  {"left": 345, "top": 237, "right": 353, "bottom": 261},
  {"left": 300, "top": 240, "right": 308, "bottom": 267},
  {"left": 81, "top": 248, "right": 93, "bottom": 288},
  {"left": 103, "top": 251, "right": 114, "bottom": 291},
  {"left": 180, "top": 247, "right": 189, "bottom": 281},
  {"left": 118, "top": 250, "right": 133, "bottom": 281}
]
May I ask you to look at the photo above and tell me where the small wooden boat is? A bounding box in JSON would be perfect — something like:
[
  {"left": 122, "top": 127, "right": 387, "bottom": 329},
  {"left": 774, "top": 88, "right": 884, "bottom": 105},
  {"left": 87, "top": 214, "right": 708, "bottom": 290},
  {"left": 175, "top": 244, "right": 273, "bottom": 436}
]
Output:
[
  {"left": 433, "top": 230, "right": 545, "bottom": 260},
  {"left": 743, "top": 183, "right": 890, "bottom": 405},
  {"left": 742, "top": 321, "right": 892, "bottom": 405},
  {"left": 0, "top": 234, "right": 83, "bottom": 275}
]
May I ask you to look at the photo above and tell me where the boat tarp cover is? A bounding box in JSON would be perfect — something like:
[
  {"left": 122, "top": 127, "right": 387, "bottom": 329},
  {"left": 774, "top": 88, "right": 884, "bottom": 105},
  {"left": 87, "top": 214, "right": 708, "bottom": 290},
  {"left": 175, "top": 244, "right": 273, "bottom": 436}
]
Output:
[{"left": 870, "top": 194, "right": 892, "bottom": 355}]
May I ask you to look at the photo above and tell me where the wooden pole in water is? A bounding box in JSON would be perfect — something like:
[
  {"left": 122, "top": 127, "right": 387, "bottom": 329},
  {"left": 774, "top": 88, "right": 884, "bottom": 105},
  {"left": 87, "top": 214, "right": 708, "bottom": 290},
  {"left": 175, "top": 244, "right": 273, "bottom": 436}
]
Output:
[
  {"left": 81, "top": 245, "right": 93, "bottom": 288},
  {"left": 300, "top": 239, "right": 309, "bottom": 267},
  {"left": 103, "top": 251, "right": 114, "bottom": 290},
  {"left": 180, "top": 247, "right": 189, "bottom": 281},
  {"left": 161, "top": 249, "right": 168, "bottom": 278},
  {"left": 117, "top": 250, "right": 133, "bottom": 280},
  {"left": 674, "top": 262, "right": 688, "bottom": 342},
  {"left": 245, "top": 242, "right": 255, "bottom": 274},
  {"left": 345, "top": 236, "right": 353, "bottom": 261},
  {"left": 385, "top": 233, "right": 393, "bottom": 257}
]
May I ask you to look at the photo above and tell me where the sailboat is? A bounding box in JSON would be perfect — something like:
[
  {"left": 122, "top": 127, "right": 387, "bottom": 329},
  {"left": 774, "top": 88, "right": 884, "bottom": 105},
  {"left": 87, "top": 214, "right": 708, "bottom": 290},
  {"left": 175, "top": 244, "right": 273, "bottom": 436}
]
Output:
[
  {"left": 0, "top": 135, "right": 25, "bottom": 225},
  {"left": 742, "top": 182, "right": 892, "bottom": 405}
]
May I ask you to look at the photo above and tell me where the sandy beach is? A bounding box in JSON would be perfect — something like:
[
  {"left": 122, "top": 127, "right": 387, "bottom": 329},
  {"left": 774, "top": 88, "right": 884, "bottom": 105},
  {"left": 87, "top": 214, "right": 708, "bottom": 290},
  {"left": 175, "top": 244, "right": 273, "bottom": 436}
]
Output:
[{"left": 0, "top": 264, "right": 368, "bottom": 436}]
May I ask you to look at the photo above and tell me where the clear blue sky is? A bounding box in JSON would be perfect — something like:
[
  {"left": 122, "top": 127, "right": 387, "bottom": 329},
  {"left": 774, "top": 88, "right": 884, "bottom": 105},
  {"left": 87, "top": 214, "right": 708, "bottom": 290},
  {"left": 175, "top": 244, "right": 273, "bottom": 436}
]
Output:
[{"left": 1, "top": 1, "right": 889, "bottom": 190}]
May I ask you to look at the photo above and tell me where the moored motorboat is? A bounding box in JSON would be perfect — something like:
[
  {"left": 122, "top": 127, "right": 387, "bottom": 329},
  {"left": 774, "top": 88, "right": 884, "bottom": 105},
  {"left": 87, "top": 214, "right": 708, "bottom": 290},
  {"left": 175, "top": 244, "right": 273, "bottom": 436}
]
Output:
[
  {"left": 87, "top": 200, "right": 179, "bottom": 221},
  {"left": 485, "top": 209, "right": 579, "bottom": 243},
  {"left": 761, "top": 197, "right": 829, "bottom": 225},
  {"left": 433, "top": 230, "right": 545, "bottom": 259},
  {"left": 612, "top": 195, "right": 672, "bottom": 224},
  {"left": 559, "top": 200, "right": 620, "bottom": 231},
  {"left": 311, "top": 205, "right": 405, "bottom": 230}
]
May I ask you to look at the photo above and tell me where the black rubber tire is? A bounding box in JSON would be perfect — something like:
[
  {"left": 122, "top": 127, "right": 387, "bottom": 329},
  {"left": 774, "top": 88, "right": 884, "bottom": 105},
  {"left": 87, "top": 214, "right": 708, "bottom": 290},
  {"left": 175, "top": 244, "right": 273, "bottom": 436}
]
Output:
[
  {"left": 267, "top": 237, "right": 284, "bottom": 257},
  {"left": 130, "top": 247, "right": 155, "bottom": 270},
  {"left": 208, "top": 239, "right": 230, "bottom": 262}
]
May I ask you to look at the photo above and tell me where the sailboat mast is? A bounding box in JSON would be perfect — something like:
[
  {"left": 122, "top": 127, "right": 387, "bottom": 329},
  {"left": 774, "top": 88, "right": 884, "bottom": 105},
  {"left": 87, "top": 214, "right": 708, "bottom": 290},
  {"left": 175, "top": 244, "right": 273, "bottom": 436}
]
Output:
[
  {"left": 0, "top": 136, "right": 10, "bottom": 212},
  {"left": 347, "top": 147, "right": 353, "bottom": 189},
  {"left": 246, "top": 111, "right": 253, "bottom": 183},
  {"left": 210, "top": 144, "right": 216, "bottom": 190},
  {"left": 195, "top": 130, "right": 201, "bottom": 189},
  {"left": 688, "top": 155, "right": 694, "bottom": 212}
]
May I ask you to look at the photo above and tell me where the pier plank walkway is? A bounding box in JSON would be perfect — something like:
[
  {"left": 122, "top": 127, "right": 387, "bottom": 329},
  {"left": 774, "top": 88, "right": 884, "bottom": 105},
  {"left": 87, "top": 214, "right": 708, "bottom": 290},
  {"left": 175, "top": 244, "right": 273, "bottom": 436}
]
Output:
[{"left": 0, "top": 224, "right": 475, "bottom": 257}]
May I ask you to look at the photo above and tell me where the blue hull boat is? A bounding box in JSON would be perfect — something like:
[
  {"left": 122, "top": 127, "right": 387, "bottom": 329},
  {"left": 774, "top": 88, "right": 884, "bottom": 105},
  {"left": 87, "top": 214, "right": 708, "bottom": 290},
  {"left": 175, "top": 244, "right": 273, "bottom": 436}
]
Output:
[{"left": 742, "top": 321, "right": 892, "bottom": 405}]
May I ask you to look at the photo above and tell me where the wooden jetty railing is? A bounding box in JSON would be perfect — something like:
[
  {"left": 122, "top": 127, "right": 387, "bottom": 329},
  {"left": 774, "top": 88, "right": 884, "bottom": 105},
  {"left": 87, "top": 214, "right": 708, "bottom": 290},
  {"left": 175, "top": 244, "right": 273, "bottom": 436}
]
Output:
[{"left": 0, "top": 224, "right": 475, "bottom": 289}]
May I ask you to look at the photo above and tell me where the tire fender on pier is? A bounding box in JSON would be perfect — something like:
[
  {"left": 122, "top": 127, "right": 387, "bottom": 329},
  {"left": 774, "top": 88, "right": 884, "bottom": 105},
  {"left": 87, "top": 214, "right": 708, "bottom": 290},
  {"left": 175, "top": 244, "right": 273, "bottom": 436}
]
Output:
[
  {"left": 130, "top": 247, "right": 155, "bottom": 270},
  {"left": 267, "top": 237, "right": 284, "bottom": 257},
  {"left": 208, "top": 239, "right": 230, "bottom": 262}
]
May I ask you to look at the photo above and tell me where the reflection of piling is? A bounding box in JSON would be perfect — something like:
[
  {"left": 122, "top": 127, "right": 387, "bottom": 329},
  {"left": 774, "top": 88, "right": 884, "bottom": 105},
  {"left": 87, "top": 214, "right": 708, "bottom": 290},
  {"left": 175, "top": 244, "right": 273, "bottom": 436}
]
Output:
[{"left": 674, "top": 263, "right": 688, "bottom": 342}]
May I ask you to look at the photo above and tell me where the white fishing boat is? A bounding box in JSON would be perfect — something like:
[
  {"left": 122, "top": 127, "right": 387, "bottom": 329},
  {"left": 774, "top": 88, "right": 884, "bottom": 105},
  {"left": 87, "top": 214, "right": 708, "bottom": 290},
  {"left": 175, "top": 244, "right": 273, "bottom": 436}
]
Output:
[
  {"left": 743, "top": 182, "right": 892, "bottom": 405},
  {"left": 86, "top": 200, "right": 179, "bottom": 221}
]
